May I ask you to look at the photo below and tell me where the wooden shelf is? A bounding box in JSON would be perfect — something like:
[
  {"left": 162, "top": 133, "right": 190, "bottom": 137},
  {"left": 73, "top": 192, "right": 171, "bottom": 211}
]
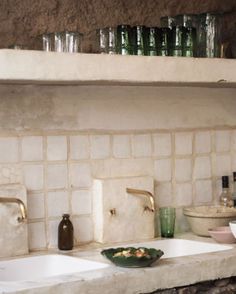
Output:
[{"left": 0, "top": 49, "right": 236, "bottom": 87}]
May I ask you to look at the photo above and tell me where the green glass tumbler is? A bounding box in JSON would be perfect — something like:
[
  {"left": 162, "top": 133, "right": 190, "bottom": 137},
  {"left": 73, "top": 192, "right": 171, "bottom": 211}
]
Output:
[{"left": 159, "top": 207, "right": 176, "bottom": 238}]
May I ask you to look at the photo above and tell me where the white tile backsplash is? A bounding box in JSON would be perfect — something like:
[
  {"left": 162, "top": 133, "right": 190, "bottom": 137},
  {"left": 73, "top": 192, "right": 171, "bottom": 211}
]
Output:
[
  {"left": 23, "top": 164, "right": 44, "bottom": 191},
  {"left": 175, "top": 183, "right": 192, "bottom": 206},
  {"left": 90, "top": 135, "right": 110, "bottom": 159},
  {"left": 28, "top": 222, "right": 46, "bottom": 250},
  {"left": 71, "top": 190, "right": 92, "bottom": 215},
  {"left": 195, "top": 180, "right": 212, "bottom": 204},
  {"left": 73, "top": 216, "right": 93, "bottom": 243},
  {"left": 21, "top": 136, "right": 43, "bottom": 161},
  {"left": 156, "top": 182, "right": 172, "bottom": 207},
  {"left": 47, "top": 191, "right": 69, "bottom": 217},
  {"left": 70, "top": 163, "right": 92, "bottom": 188},
  {"left": 70, "top": 135, "right": 90, "bottom": 160},
  {"left": 195, "top": 131, "right": 211, "bottom": 154},
  {"left": 175, "top": 132, "right": 192, "bottom": 155},
  {"left": 175, "top": 158, "right": 192, "bottom": 182},
  {"left": 47, "top": 136, "right": 67, "bottom": 161},
  {"left": 113, "top": 135, "right": 131, "bottom": 158},
  {"left": 153, "top": 133, "right": 172, "bottom": 157},
  {"left": 132, "top": 134, "right": 152, "bottom": 157},
  {"left": 214, "top": 154, "right": 231, "bottom": 177},
  {"left": 47, "top": 164, "right": 67, "bottom": 189},
  {"left": 27, "top": 193, "right": 45, "bottom": 219},
  {"left": 154, "top": 158, "right": 172, "bottom": 181},
  {"left": 215, "top": 130, "right": 230, "bottom": 153},
  {"left": 0, "top": 137, "right": 18, "bottom": 163},
  {"left": 194, "top": 156, "right": 211, "bottom": 179},
  {"left": 2, "top": 128, "right": 235, "bottom": 250}
]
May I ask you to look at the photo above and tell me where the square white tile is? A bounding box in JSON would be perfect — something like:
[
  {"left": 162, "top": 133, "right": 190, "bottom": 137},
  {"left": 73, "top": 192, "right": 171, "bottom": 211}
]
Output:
[
  {"left": 156, "top": 182, "right": 172, "bottom": 207},
  {"left": 73, "top": 216, "right": 93, "bottom": 243},
  {"left": 195, "top": 180, "right": 212, "bottom": 204},
  {"left": 47, "top": 164, "right": 67, "bottom": 189},
  {"left": 27, "top": 193, "right": 45, "bottom": 219},
  {"left": 195, "top": 131, "right": 211, "bottom": 154},
  {"left": 48, "top": 219, "right": 60, "bottom": 248},
  {"left": 193, "top": 156, "right": 211, "bottom": 179},
  {"left": 132, "top": 134, "right": 152, "bottom": 157},
  {"left": 70, "top": 163, "right": 92, "bottom": 188},
  {"left": 47, "top": 191, "right": 69, "bottom": 217},
  {"left": 215, "top": 130, "right": 230, "bottom": 153},
  {"left": 113, "top": 135, "right": 131, "bottom": 158},
  {"left": 214, "top": 154, "right": 231, "bottom": 177},
  {"left": 175, "top": 183, "right": 192, "bottom": 206},
  {"left": 153, "top": 133, "right": 171, "bottom": 157},
  {"left": 175, "top": 158, "right": 192, "bottom": 182},
  {"left": 90, "top": 135, "right": 110, "bottom": 159},
  {"left": 47, "top": 136, "right": 67, "bottom": 161},
  {"left": 175, "top": 132, "right": 192, "bottom": 155},
  {"left": 0, "top": 137, "right": 18, "bottom": 163},
  {"left": 28, "top": 222, "right": 46, "bottom": 250},
  {"left": 71, "top": 190, "right": 92, "bottom": 215},
  {"left": 21, "top": 136, "right": 43, "bottom": 161},
  {"left": 70, "top": 135, "right": 90, "bottom": 160},
  {"left": 23, "top": 164, "right": 44, "bottom": 191},
  {"left": 154, "top": 158, "right": 172, "bottom": 181}
]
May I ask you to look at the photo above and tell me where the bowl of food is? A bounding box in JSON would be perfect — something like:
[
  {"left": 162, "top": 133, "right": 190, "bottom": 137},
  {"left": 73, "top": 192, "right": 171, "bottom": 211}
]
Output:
[
  {"left": 208, "top": 226, "right": 236, "bottom": 244},
  {"left": 101, "top": 247, "right": 164, "bottom": 268}
]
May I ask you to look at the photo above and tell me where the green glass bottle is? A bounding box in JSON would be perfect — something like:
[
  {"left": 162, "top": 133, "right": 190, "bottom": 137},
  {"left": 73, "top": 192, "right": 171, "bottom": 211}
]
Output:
[
  {"left": 182, "top": 27, "right": 196, "bottom": 57},
  {"left": 158, "top": 28, "right": 170, "bottom": 56},
  {"left": 58, "top": 214, "right": 74, "bottom": 250},
  {"left": 131, "top": 26, "right": 145, "bottom": 55},
  {"left": 117, "top": 25, "right": 131, "bottom": 55},
  {"left": 144, "top": 27, "right": 158, "bottom": 56},
  {"left": 170, "top": 26, "right": 184, "bottom": 56}
]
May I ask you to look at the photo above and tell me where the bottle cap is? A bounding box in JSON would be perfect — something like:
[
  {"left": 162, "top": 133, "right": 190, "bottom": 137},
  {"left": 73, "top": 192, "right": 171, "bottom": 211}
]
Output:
[
  {"left": 222, "top": 176, "right": 229, "bottom": 188},
  {"left": 63, "top": 213, "right": 70, "bottom": 218}
]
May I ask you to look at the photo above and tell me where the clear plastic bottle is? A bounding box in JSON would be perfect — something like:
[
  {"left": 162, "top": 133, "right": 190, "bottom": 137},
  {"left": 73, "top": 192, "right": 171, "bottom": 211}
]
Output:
[
  {"left": 58, "top": 214, "right": 74, "bottom": 250},
  {"left": 219, "top": 176, "right": 231, "bottom": 207}
]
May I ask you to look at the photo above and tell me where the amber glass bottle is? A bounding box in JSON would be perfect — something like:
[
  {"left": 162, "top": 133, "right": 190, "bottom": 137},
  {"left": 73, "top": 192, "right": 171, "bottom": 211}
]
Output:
[{"left": 58, "top": 214, "right": 74, "bottom": 250}]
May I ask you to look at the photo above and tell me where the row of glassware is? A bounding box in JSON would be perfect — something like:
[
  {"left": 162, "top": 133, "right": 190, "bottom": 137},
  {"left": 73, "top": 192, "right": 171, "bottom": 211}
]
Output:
[
  {"left": 97, "top": 13, "right": 223, "bottom": 58},
  {"left": 40, "top": 12, "right": 222, "bottom": 57}
]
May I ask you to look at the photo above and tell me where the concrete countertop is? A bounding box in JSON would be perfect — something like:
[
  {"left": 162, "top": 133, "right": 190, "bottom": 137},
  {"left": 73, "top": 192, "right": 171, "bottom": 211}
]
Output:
[{"left": 1, "top": 233, "right": 236, "bottom": 294}]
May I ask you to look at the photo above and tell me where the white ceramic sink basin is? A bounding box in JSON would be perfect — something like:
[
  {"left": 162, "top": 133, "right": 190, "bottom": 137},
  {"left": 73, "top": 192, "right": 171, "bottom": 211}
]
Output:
[
  {"left": 123, "top": 239, "right": 233, "bottom": 259},
  {"left": 0, "top": 254, "right": 109, "bottom": 282}
]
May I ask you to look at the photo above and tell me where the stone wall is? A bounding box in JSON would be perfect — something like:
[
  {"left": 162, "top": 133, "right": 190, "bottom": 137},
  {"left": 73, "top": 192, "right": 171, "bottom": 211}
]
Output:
[
  {"left": 151, "top": 276, "right": 236, "bottom": 293},
  {"left": 0, "top": 0, "right": 236, "bottom": 54}
]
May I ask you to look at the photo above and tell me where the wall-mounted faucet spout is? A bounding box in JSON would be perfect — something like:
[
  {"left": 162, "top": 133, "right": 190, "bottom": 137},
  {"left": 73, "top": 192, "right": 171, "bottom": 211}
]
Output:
[
  {"left": 0, "top": 197, "right": 27, "bottom": 222},
  {"left": 126, "top": 188, "right": 155, "bottom": 212}
]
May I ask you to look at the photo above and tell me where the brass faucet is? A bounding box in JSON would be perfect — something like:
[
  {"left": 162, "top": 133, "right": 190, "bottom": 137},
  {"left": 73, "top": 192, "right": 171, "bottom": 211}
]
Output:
[
  {"left": 0, "top": 197, "right": 27, "bottom": 222},
  {"left": 126, "top": 188, "right": 155, "bottom": 212}
]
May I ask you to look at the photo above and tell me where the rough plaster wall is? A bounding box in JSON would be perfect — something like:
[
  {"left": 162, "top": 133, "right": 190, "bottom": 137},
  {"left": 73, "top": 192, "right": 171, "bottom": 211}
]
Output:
[
  {"left": 0, "top": 84, "right": 236, "bottom": 132},
  {"left": 0, "top": 0, "right": 236, "bottom": 54}
]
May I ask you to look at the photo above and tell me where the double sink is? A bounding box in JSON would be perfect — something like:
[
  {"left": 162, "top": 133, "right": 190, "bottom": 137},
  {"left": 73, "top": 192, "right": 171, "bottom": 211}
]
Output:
[{"left": 0, "top": 238, "right": 232, "bottom": 282}]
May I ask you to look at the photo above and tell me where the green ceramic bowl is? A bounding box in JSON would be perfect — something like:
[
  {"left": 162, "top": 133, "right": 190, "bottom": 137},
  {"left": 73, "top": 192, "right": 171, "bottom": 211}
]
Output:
[{"left": 101, "top": 247, "right": 164, "bottom": 268}]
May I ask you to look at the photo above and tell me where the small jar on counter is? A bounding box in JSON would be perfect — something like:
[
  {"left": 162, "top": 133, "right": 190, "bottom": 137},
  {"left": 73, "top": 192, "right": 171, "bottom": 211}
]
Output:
[{"left": 58, "top": 214, "right": 74, "bottom": 250}]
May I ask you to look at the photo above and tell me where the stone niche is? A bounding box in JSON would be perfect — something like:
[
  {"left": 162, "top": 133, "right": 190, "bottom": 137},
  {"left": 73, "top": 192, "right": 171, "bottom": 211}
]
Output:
[{"left": 0, "top": 0, "right": 236, "bottom": 55}]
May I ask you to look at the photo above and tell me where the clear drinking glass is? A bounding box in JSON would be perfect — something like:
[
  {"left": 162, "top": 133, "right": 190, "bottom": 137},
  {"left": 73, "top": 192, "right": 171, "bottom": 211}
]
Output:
[
  {"left": 108, "top": 27, "right": 117, "bottom": 54},
  {"left": 97, "top": 28, "right": 108, "bottom": 54},
  {"left": 54, "top": 32, "right": 65, "bottom": 52},
  {"left": 159, "top": 207, "right": 176, "bottom": 238},
  {"left": 42, "top": 33, "right": 54, "bottom": 52},
  {"left": 197, "top": 13, "right": 222, "bottom": 58},
  {"left": 65, "top": 31, "right": 82, "bottom": 53}
]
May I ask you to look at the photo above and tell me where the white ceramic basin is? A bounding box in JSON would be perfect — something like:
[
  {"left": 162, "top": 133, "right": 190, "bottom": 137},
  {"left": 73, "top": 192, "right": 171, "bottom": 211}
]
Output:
[
  {"left": 123, "top": 239, "right": 233, "bottom": 259},
  {"left": 0, "top": 254, "right": 109, "bottom": 282}
]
